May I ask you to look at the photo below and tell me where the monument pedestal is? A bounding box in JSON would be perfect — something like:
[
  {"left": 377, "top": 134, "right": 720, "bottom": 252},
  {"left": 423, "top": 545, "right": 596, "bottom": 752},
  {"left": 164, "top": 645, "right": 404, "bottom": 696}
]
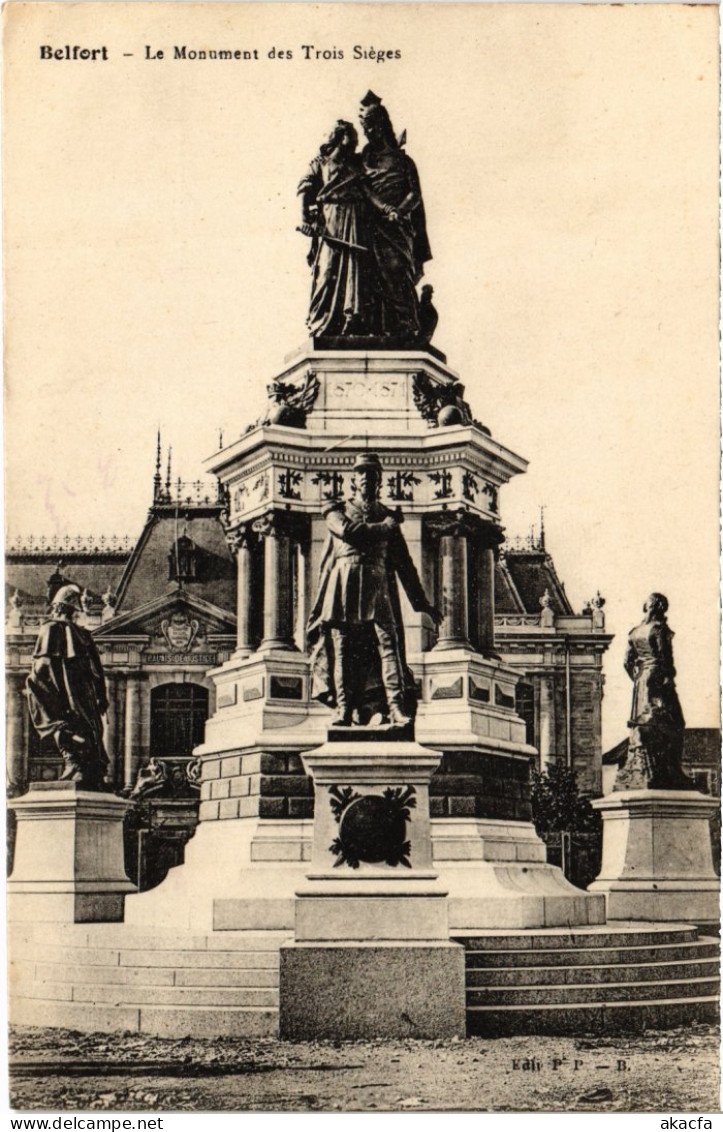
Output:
[
  {"left": 279, "top": 730, "right": 466, "bottom": 1039},
  {"left": 8, "top": 783, "right": 136, "bottom": 923},
  {"left": 589, "top": 789, "right": 720, "bottom": 924}
]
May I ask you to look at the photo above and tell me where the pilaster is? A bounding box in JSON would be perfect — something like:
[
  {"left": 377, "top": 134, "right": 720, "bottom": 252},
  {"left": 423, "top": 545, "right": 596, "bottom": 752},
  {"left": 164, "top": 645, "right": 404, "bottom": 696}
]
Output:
[
  {"left": 6, "top": 671, "right": 28, "bottom": 796},
  {"left": 123, "top": 674, "right": 144, "bottom": 790}
]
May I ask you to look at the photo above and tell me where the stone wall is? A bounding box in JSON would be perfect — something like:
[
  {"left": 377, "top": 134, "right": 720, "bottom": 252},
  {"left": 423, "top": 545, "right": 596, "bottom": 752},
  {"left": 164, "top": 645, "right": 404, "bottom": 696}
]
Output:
[{"left": 198, "top": 747, "right": 531, "bottom": 824}]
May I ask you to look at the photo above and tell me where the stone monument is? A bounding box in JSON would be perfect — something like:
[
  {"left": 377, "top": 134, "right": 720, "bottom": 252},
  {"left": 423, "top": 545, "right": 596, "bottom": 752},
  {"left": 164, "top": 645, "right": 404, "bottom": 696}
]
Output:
[
  {"left": 590, "top": 594, "right": 719, "bottom": 924},
  {"left": 124, "top": 93, "right": 603, "bottom": 985},
  {"left": 17, "top": 90, "right": 719, "bottom": 1043},
  {"left": 8, "top": 583, "right": 134, "bottom": 922}
]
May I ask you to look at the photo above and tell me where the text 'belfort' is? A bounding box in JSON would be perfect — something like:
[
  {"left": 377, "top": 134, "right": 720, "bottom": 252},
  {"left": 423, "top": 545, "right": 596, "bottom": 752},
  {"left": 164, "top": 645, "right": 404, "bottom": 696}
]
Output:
[{"left": 39, "top": 45, "right": 403, "bottom": 63}]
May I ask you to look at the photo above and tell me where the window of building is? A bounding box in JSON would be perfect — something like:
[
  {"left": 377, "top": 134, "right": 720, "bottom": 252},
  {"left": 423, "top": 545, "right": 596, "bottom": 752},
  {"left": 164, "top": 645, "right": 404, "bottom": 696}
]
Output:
[
  {"left": 515, "top": 681, "right": 536, "bottom": 748},
  {"left": 168, "top": 535, "right": 200, "bottom": 583}
]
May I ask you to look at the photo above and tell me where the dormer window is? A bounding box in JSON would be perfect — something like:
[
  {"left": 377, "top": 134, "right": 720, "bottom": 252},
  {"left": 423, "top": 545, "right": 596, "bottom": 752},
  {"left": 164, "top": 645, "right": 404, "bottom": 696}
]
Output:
[{"left": 169, "top": 535, "right": 199, "bottom": 583}]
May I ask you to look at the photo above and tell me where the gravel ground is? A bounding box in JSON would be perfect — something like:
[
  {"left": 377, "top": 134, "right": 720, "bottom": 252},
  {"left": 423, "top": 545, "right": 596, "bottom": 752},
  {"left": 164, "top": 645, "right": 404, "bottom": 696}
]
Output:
[{"left": 7, "top": 1024, "right": 720, "bottom": 1113}]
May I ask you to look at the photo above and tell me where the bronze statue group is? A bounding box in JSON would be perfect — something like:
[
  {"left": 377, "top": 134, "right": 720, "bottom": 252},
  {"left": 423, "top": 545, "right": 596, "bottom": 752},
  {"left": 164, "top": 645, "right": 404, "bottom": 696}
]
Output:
[{"left": 298, "top": 91, "right": 435, "bottom": 346}]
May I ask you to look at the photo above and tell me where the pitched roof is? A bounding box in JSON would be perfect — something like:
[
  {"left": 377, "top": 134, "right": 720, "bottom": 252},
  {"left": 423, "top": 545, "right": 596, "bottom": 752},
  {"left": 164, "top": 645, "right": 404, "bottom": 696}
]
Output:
[
  {"left": 6, "top": 551, "right": 130, "bottom": 608},
  {"left": 8, "top": 515, "right": 576, "bottom": 624},
  {"left": 496, "top": 548, "right": 574, "bottom": 616},
  {"left": 114, "top": 507, "right": 235, "bottom": 614}
]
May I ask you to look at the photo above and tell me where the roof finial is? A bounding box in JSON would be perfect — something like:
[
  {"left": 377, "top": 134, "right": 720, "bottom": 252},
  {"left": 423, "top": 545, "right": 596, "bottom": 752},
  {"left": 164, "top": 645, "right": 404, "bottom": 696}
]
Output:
[
  {"left": 539, "top": 505, "right": 546, "bottom": 551},
  {"left": 153, "top": 429, "right": 162, "bottom": 502},
  {"left": 165, "top": 447, "right": 173, "bottom": 498}
]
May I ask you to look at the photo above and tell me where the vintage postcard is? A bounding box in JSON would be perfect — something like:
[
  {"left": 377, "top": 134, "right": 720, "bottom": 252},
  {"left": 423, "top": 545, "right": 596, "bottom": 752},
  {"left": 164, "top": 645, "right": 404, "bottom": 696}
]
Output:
[{"left": 3, "top": 1, "right": 720, "bottom": 1118}]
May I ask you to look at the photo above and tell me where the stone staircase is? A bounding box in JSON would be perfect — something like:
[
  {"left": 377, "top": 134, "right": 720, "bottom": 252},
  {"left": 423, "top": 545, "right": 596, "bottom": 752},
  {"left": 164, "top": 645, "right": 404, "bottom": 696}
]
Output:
[
  {"left": 455, "top": 923, "right": 721, "bottom": 1036},
  {"left": 10, "top": 921, "right": 720, "bottom": 1039},
  {"left": 9, "top": 924, "right": 286, "bottom": 1038}
]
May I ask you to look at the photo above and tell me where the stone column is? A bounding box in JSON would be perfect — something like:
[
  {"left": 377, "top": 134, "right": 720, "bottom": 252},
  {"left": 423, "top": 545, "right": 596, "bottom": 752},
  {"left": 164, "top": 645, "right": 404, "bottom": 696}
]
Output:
[
  {"left": 294, "top": 532, "right": 312, "bottom": 650},
  {"left": 254, "top": 512, "right": 298, "bottom": 653},
  {"left": 429, "top": 513, "right": 472, "bottom": 651},
  {"left": 538, "top": 675, "right": 556, "bottom": 771},
  {"left": 123, "top": 676, "right": 143, "bottom": 790},
  {"left": 103, "top": 673, "right": 120, "bottom": 788},
  {"left": 226, "top": 524, "right": 256, "bottom": 658},
  {"left": 6, "top": 672, "right": 28, "bottom": 796},
  {"left": 475, "top": 544, "right": 496, "bottom": 655}
]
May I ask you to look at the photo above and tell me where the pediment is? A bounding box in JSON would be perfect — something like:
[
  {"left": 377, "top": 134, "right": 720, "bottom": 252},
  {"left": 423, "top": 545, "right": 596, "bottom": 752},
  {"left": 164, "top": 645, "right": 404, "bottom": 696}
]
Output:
[{"left": 93, "top": 589, "right": 236, "bottom": 645}]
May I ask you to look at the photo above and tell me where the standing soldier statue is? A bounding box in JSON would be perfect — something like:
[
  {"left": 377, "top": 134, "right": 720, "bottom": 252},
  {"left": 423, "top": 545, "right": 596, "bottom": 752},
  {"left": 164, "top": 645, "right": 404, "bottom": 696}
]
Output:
[
  {"left": 26, "top": 583, "right": 110, "bottom": 790},
  {"left": 308, "top": 452, "right": 440, "bottom": 728}
]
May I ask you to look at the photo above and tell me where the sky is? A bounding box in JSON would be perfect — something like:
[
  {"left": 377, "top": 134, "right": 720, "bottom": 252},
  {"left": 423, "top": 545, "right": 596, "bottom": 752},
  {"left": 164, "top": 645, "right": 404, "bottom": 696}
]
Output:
[{"left": 4, "top": 2, "right": 720, "bottom": 749}]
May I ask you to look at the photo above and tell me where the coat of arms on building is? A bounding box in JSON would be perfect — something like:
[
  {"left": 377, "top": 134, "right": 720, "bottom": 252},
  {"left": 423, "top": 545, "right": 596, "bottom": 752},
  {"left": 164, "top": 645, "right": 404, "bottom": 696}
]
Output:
[{"left": 160, "top": 611, "right": 200, "bottom": 652}]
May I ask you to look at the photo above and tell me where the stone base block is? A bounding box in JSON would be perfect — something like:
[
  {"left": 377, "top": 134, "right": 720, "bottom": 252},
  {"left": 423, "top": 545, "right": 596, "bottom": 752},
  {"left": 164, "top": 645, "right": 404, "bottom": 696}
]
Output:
[
  {"left": 589, "top": 882, "right": 720, "bottom": 924},
  {"left": 124, "top": 817, "right": 312, "bottom": 932},
  {"left": 7, "top": 890, "right": 128, "bottom": 924},
  {"left": 430, "top": 810, "right": 600, "bottom": 931},
  {"left": 8, "top": 784, "right": 135, "bottom": 923},
  {"left": 294, "top": 876, "right": 450, "bottom": 941},
  {"left": 590, "top": 789, "right": 720, "bottom": 923},
  {"left": 279, "top": 941, "right": 465, "bottom": 1039}
]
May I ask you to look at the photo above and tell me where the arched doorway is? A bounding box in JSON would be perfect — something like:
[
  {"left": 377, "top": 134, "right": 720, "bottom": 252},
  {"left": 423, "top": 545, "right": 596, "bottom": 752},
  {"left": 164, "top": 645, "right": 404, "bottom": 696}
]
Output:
[
  {"left": 149, "top": 682, "right": 209, "bottom": 759},
  {"left": 129, "top": 681, "right": 210, "bottom": 892}
]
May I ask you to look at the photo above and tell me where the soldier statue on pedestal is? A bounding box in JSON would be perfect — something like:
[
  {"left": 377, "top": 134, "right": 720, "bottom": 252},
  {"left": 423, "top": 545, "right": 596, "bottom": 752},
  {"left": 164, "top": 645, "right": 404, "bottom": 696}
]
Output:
[
  {"left": 26, "top": 583, "right": 110, "bottom": 790},
  {"left": 308, "top": 452, "right": 440, "bottom": 728}
]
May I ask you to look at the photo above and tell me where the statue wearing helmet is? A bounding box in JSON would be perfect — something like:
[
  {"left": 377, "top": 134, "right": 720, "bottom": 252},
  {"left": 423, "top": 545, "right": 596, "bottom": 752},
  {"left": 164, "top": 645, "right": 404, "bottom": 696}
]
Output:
[{"left": 26, "top": 582, "right": 110, "bottom": 789}]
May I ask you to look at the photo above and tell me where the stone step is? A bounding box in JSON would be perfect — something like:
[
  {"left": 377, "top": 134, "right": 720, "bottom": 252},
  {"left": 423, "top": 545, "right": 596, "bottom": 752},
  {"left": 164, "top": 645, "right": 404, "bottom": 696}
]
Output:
[
  {"left": 467, "top": 975, "right": 720, "bottom": 1007},
  {"left": 10, "top": 925, "right": 290, "bottom": 951},
  {"left": 466, "top": 957, "right": 720, "bottom": 987},
  {"left": 10, "top": 997, "right": 279, "bottom": 1039},
  {"left": 19, "top": 944, "right": 280, "bottom": 969},
  {"left": 466, "top": 996, "right": 720, "bottom": 1036},
  {"left": 13, "top": 974, "right": 279, "bottom": 1008},
  {"left": 462, "top": 940, "right": 719, "bottom": 969},
  {"left": 13, "top": 961, "right": 174, "bottom": 987},
  {"left": 12, "top": 960, "right": 279, "bottom": 989},
  {"left": 453, "top": 924, "right": 698, "bottom": 951},
  {"left": 14, "top": 979, "right": 279, "bottom": 1009}
]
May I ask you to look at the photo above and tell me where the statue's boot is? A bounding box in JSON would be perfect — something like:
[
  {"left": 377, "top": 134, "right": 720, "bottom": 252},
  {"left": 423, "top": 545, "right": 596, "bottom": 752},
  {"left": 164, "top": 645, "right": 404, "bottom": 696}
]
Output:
[
  {"left": 331, "top": 628, "right": 353, "bottom": 725},
  {"left": 388, "top": 705, "right": 412, "bottom": 727},
  {"left": 331, "top": 705, "right": 353, "bottom": 727},
  {"left": 375, "top": 624, "right": 411, "bottom": 727},
  {"left": 59, "top": 755, "right": 84, "bottom": 782}
]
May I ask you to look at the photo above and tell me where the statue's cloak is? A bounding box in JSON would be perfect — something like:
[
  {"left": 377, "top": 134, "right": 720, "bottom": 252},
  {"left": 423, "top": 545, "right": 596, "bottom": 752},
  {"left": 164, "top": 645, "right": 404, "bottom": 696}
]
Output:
[{"left": 26, "top": 619, "right": 108, "bottom": 765}]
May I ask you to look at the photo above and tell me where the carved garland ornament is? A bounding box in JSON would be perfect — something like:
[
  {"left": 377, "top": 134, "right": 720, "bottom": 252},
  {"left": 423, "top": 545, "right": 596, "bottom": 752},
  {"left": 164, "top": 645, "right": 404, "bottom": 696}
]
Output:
[{"left": 328, "top": 784, "right": 416, "bottom": 869}]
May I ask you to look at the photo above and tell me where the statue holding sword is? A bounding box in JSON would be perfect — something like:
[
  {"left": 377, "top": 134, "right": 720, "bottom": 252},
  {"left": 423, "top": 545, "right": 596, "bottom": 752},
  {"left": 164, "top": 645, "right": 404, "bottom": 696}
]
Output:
[
  {"left": 298, "top": 104, "right": 433, "bottom": 344},
  {"left": 297, "top": 118, "right": 380, "bottom": 339}
]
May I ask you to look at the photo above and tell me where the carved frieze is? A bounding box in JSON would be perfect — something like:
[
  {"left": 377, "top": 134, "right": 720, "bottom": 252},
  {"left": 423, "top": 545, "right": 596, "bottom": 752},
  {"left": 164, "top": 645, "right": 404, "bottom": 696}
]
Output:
[{"left": 226, "top": 452, "right": 504, "bottom": 524}]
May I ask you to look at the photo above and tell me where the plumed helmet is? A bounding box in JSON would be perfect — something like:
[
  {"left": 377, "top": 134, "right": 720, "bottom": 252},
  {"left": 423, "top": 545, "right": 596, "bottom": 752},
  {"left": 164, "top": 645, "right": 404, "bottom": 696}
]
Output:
[
  {"left": 352, "top": 452, "right": 383, "bottom": 474},
  {"left": 52, "top": 584, "right": 83, "bottom": 611}
]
